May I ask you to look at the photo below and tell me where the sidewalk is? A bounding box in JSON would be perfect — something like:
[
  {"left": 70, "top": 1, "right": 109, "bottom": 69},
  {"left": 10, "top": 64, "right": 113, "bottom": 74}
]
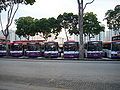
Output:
[{"left": 0, "top": 56, "right": 120, "bottom": 61}]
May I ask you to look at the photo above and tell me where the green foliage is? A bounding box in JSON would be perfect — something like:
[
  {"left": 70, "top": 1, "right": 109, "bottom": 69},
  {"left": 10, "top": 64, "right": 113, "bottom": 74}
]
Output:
[
  {"left": 0, "top": 0, "right": 36, "bottom": 12},
  {"left": 15, "top": 16, "right": 61, "bottom": 40},
  {"left": 48, "top": 17, "right": 62, "bottom": 39},
  {"left": 83, "top": 12, "right": 105, "bottom": 38},
  {"left": 15, "top": 16, "right": 35, "bottom": 40},
  {"left": 57, "top": 13, "right": 78, "bottom": 40},
  {"left": 34, "top": 17, "right": 62, "bottom": 40},
  {"left": 0, "top": 0, "right": 36, "bottom": 40},
  {"left": 15, "top": 12, "right": 105, "bottom": 41},
  {"left": 105, "top": 5, "right": 120, "bottom": 34},
  {"left": 24, "top": 0, "right": 36, "bottom": 5},
  {"left": 65, "top": 12, "right": 105, "bottom": 39},
  {"left": 37, "top": 18, "right": 52, "bottom": 40}
]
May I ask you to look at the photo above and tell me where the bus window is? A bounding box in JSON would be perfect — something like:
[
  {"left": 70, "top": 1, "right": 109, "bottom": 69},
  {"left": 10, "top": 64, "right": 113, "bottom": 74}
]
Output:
[
  {"left": 87, "top": 41, "right": 102, "bottom": 51},
  {"left": 112, "top": 42, "right": 120, "bottom": 51},
  {"left": 45, "top": 42, "right": 58, "bottom": 51},
  {"left": 86, "top": 41, "right": 103, "bottom": 58},
  {"left": 103, "top": 43, "right": 111, "bottom": 50},
  {"left": 27, "top": 44, "right": 40, "bottom": 51},
  {"left": 11, "top": 44, "right": 22, "bottom": 51},
  {"left": 0, "top": 44, "right": 6, "bottom": 50},
  {"left": 44, "top": 42, "right": 60, "bottom": 58},
  {"left": 63, "top": 41, "right": 79, "bottom": 58}
]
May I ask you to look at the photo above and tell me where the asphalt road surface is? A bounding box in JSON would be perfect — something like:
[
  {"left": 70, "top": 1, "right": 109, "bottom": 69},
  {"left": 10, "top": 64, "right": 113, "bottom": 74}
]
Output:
[{"left": 0, "top": 58, "right": 120, "bottom": 90}]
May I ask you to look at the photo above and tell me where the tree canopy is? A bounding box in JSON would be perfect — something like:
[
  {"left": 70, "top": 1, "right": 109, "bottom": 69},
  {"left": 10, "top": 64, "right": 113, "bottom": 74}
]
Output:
[
  {"left": 15, "top": 12, "right": 105, "bottom": 41},
  {"left": 57, "top": 12, "right": 78, "bottom": 41},
  {"left": 83, "top": 12, "right": 105, "bottom": 39},
  {"left": 15, "top": 17, "right": 61, "bottom": 40},
  {"left": 0, "top": 0, "right": 36, "bottom": 40},
  {"left": 15, "top": 16, "right": 35, "bottom": 40},
  {"left": 0, "top": 0, "right": 35, "bottom": 12},
  {"left": 105, "top": 5, "right": 120, "bottom": 35},
  {"left": 67, "top": 12, "right": 105, "bottom": 39}
]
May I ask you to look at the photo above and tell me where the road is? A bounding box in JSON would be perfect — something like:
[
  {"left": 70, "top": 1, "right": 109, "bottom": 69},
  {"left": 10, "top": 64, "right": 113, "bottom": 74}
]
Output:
[{"left": 0, "top": 58, "right": 120, "bottom": 90}]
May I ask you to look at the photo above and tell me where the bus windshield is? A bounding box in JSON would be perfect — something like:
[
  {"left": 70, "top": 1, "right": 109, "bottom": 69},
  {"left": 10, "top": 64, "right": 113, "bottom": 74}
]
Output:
[
  {"left": 45, "top": 42, "right": 58, "bottom": 51},
  {"left": 112, "top": 42, "right": 120, "bottom": 51},
  {"left": 87, "top": 41, "right": 102, "bottom": 51},
  {"left": 64, "top": 42, "right": 79, "bottom": 51},
  {"left": 11, "top": 44, "right": 22, "bottom": 51},
  {"left": 103, "top": 43, "right": 111, "bottom": 50},
  {"left": 27, "top": 44, "right": 40, "bottom": 51},
  {"left": 0, "top": 44, "right": 6, "bottom": 50}
]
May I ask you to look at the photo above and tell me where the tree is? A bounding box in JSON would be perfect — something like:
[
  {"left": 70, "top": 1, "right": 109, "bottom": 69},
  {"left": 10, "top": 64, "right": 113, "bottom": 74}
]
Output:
[
  {"left": 77, "top": 0, "right": 95, "bottom": 59},
  {"left": 48, "top": 17, "right": 62, "bottom": 39},
  {"left": 15, "top": 27, "right": 24, "bottom": 40},
  {"left": 69, "top": 12, "right": 105, "bottom": 40},
  {"left": 15, "top": 16, "right": 61, "bottom": 41},
  {"left": 105, "top": 5, "right": 120, "bottom": 35},
  {"left": 34, "top": 18, "right": 52, "bottom": 41},
  {"left": 15, "top": 16, "right": 35, "bottom": 40},
  {"left": 83, "top": 12, "right": 105, "bottom": 40},
  {"left": 0, "top": 0, "right": 36, "bottom": 41},
  {"left": 34, "top": 17, "right": 62, "bottom": 41},
  {"left": 0, "top": 0, "right": 35, "bottom": 56},
  {"left": 57, "top": 12, "right": 78, "bottom": 41}
]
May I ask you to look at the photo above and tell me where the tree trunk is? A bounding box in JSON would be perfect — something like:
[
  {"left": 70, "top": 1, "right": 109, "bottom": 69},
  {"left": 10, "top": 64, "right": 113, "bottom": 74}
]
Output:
[
  {"left": 99, "top": 34, "right": 101, "bottom": 41},
  {"left": 88, "top": 34, "right": 91, "bottom": 41},
  {"left": 5, "top": 35, "right": 10, "bottom": 57},
  {"left": 78, "top": 0, "right": 84, "bottom": 59},
  {"left": 64, "top": 28, "right": 69, "bottom": 41},
  {"left": 28, "top": 36, "right": 30, "bottom": 40}
]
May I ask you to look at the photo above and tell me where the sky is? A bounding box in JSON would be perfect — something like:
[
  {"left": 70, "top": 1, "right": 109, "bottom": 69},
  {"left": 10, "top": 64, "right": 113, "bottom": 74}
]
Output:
[{"left": 1, "top": 0, "right": 120, "bottom": 31}]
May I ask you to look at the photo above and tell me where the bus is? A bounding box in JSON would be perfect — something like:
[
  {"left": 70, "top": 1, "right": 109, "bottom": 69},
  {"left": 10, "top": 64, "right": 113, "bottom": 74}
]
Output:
[
  {"left": 110, "top": 41, "right": 120, "bottom": 58},
  {"left": 0, "top": 42, "right": 7, "bottom": 56},
  {"left": 26, "top": 42, "right": 42, "bottom": 57},
  {"left": 63, "top": 41, "right": 79, "bottom": 58},
  {"left": 11, "top": 40, "right": 45, "bottom": 57},
  {"left": 9, "top": 42, "right": 23, "bottom": 57},
  {"left": 85, "top": 41, "right": 103, "bottom": 58},
  {"left": 44, "top": 41, "right": 60, "bottom": 58},
  {"left": 105, "top": 35, "right": 120, "bottom": 59}
]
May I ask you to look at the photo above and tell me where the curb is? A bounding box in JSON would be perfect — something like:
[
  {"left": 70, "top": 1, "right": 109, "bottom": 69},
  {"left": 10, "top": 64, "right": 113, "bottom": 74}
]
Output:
[{"left": 0, "top": 56, "right": 120, "bottom": 61}]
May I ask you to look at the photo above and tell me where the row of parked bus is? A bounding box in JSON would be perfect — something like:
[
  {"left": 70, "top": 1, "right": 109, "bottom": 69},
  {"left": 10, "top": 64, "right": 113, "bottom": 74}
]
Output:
[
  {"left": 0, "top": 35, "right": 120, "bottom": 59},
  {"left": 0, "top": 40, "right": 79, "bottom": 58}
]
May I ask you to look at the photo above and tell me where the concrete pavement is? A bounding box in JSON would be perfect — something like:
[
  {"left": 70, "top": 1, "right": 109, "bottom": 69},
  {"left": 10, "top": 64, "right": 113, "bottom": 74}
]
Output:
[{"left": 0, "top": 59, "right": 120, "bottom": 90}]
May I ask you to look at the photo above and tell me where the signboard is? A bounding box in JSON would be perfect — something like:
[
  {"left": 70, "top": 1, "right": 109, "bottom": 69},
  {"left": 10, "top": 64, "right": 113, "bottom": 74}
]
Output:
[{"left": 112, "top": 35, "right": 120, "bottom": 41}]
